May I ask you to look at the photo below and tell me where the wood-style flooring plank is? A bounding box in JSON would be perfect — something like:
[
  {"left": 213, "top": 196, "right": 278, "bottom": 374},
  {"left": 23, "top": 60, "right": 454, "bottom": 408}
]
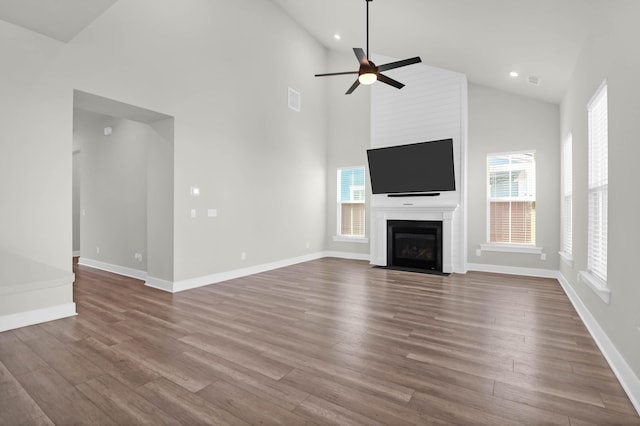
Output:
[
  {"left": 15, "top": 366, "right": 117, "bottom": 425},
  {"left": 138, "top": 377, "right": 249, "bottom": 425},
  {"left": 197, "top": 379, "right": 314, "bottom": 425},
  {"left": 77, "top": 374, "right": 181, "bottom": 425},
  {"left": 0, "top": 361, "right": 52, "bottom": 426},
  {"left": 182, "top": 349, "right": 310, "bottom": 411},
  {"left": 0, "top": 257, "right": 637, "bottom": 425}
]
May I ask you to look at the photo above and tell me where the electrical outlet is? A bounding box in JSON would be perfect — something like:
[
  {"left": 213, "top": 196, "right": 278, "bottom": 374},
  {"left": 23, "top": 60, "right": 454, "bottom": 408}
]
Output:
[
  {"left": 134, "top": 252, "right": 143, "bottom": 262},
  {"left": 475, "top": 249, "right": 481, "bottom": 257},
  {"left": 306, "top": 241, "right": 310, "bottom": 249},
  {"left": 96, "top": 246, "right": 100, "bottom": 254},
  {"left": 241, "top": 252, "right": 246, "bottom": 261},
  {"left": 541, "top": 253, "right": 547, "bottom": 261},
  {"left": 191, "top": 209, "right": 197, "bottom": 218}
]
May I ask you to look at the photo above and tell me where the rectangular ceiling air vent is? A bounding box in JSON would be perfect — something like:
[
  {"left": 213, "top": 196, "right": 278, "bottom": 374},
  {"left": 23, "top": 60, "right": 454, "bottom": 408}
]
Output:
[
  {"left": 528, "top": 75, "right": 541, "bottom": 86},
  {"left": 288, "top": 87, "right": 301, "bottom": 112}
]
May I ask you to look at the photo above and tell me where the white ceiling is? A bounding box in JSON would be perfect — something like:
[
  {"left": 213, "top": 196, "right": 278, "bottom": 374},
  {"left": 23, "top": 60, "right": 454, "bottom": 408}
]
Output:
[
  {"left": 273, "top": 0, "right": 600, "bottom": 103},
  {"left": 0, "top": 0, "right": 118, "bottom": 42},
  {"left": 0, "top": 0, "right": 599, "bottom": 103}
]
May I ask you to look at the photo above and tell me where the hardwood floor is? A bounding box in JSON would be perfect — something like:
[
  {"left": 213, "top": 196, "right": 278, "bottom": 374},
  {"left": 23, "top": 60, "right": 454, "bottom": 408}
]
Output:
[{"left": 1, "top": 258, "right": 639, "bottom": 425}]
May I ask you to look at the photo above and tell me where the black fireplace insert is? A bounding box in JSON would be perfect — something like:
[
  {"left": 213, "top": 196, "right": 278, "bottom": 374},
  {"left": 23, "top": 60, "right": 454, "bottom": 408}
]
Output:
[{"left": 387, "top": 220, "right": 443, "bottom": 273}]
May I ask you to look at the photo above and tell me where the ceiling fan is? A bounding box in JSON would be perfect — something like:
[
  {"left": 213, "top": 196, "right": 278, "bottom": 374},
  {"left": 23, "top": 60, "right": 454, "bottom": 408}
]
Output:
[{"left": 315, "top": 0, "right": 422, "bottom": 94}]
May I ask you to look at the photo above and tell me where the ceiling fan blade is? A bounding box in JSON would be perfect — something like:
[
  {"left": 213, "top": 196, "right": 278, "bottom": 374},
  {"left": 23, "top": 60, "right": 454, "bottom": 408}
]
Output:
[
  {"left": 353, "top": 48, "right": 369, "bottom": 65},
  {"left": 378, "top": 73, "right": 405, "bottom": 90},
  {"left": 315, "top": 71, "right": 359, "bottom": 77},
  {"left": 345, "top": 79, "right": 361, "bottom": 95},
  {"left": 377, "top": 56, "right": 422, "bottom": 72}
]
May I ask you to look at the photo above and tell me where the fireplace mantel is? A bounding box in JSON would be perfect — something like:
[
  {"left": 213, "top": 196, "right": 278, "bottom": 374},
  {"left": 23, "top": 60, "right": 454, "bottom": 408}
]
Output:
[{"left": 370, "top": 204, "right": 459, "bottom": 273}]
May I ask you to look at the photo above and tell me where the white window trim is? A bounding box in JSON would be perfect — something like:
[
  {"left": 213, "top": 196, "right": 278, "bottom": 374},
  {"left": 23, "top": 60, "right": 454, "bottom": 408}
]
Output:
[
  {"left": 486, "top": 150, "right": 537, "bottom": 246},
  {"left": 558, "top": 250, "right": 574, "bottom": 267},
  {"left": 480, "top": 243, "right": 543, "bottom": 256},
  {"left": 336, "top": 166, "right": 367, "bottom": 240},
  {"left": 585, "top": 79, "right": 608, "bottom": 287},
  {"left": 579, "top": 270, "right": 610, "bottom": 304},
  {"left": 333, "top": 235, "right": 369, "bottom": 243},
  {"left": 561, "top": 133, "right": 573, "bottom": 257}
]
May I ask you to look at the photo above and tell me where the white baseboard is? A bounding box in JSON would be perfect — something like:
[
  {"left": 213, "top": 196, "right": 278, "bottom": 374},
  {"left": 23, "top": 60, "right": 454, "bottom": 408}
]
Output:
[
  {"left": 78, "top": 257, "right": 146, "bottom": 281},
  {"left": 144, "top": 276, "right": 174, "bottom": 292},
  {"left": 79, "top": 252, "right": 370, "bottom": 294},
  {"left": 0, "top": 302, "right": 77, "bottom": 333},
  {"left": 466, "top": 262, "right": 559, "bottom": 279},
  {"left": 557, "top": 273, "right": 640, "bottom": 415},
  {"left": 323, "top": 251, "right": 371, "bottom": 261},
  {"left": 172, "top": 252, "right": 327, "bottom": 293}
]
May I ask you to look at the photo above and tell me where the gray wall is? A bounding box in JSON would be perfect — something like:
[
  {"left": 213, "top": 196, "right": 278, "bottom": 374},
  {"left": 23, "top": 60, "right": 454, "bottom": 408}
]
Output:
[
  {"left": 72, "top": 151, "right": 81, "bottom": 254},
  {"left": 560, "top": 0, "right": 640, "bottom": 379},
  {"left": 147, "top": 119, "right": 174, "bottom": 283},
  {"left": 75, "top": 109, "right": 149, "bottom": 272},
  {"left": 325, "top": 51, "right": 372, "bottom": 256},
  {"left": 0, "top": 0, "right": 328, "bottom": 288},
  {"left": 467, "top": 83, "right": 560, "bottom": 270}
]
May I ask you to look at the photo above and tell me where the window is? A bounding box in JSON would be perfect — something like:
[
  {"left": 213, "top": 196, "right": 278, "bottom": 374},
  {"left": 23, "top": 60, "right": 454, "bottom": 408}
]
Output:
[
  {"left": 587, "top": 81, "right": 608, "bottom": 283},
  {"left": 487, "top": 152, "right": 536, "bottom": 245},
  {"left": 337, "top": 167, "right": 365, "bottom": 237},
  {"left": 561, "top": 133, "right": 573, "bottom": 260}
]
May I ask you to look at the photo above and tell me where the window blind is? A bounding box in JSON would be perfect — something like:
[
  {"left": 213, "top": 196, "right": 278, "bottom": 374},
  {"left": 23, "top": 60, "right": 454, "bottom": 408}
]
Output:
[
  {"left": 337, "top": 167, "right": 366, "bottom": 237},
  {"left": 587, "top": 82, "right": 608, "bottom": 282},
  {"left": 487, "top": 152, "right": 536, "bottom": 244},
  {"left": 562, "top": 133, "right": 573, "bottom": 255}
]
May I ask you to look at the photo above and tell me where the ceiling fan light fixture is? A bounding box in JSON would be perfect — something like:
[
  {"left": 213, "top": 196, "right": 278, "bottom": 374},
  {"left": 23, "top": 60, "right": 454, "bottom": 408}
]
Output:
[
  {"left": 314, "top": 0, "right": 421, "bottom": 94},
  {"left": 358, "top": 72, "right": 377, "bottom": 85}
]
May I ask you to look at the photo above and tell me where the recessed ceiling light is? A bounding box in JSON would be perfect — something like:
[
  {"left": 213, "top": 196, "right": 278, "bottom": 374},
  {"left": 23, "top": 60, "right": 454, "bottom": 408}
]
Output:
[
  {"left": 509, "top": 71, "right": 519, "bottom": 78},
  {"left": 334, "top": 33, "right": 341, "bottom": 40}
]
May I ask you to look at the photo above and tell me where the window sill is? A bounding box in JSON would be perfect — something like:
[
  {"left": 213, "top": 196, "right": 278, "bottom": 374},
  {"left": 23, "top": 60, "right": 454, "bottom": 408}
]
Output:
[
  {"left": 559, "top": 251, "right": 574, "bottom": 268},
  {"left": 479, "top": 243, "right": 543, "bottom": 255},
  {"left": 333, "top": 235, "right": 369, "bottom": 244},
  {"left": 578, "top": 270, "right": 610, "bottom": 304}
]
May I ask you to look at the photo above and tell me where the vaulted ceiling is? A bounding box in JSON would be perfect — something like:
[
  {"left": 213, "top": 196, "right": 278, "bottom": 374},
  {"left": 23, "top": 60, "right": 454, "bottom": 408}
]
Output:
[{"left": 0, "top": 0, "right": 600, "bottom": 103}]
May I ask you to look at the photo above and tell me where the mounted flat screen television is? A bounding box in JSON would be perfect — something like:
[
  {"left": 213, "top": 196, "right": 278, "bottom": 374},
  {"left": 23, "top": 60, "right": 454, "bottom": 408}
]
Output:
[{"left": 367, "top": 138, "right": 456, "bottom": 195}]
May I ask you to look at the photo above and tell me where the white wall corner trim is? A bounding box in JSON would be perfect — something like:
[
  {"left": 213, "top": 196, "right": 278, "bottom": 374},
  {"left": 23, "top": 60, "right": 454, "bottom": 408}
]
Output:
[
  {"left": 0, "top": 303, "right": 77, "bottom": 333},
  {"left": 144, "top": 277, "right": 174, "bottom": 293},
  {"left": 557, "top": 273, "right": 640, "bottom": 415},
  {"left": 466, "top": 262, "right": 559, "bottom": 279},
  {"left": 78, "top": 258, "right": 147, "bottom": 281}
]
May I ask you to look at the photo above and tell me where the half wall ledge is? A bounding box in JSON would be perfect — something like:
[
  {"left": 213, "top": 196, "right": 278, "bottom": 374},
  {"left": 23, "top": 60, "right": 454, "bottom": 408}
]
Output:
[{"left": 0, "top": 250, "right": 76, "bottom": 332}]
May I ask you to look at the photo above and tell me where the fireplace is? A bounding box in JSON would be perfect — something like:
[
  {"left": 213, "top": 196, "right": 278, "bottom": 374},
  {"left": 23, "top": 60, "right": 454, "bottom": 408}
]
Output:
[{"left": 387, "top": 220, "right": 443, "bottom": 273}]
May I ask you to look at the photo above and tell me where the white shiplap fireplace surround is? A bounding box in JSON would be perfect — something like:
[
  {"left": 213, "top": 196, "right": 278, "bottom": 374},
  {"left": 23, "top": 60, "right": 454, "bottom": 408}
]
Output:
[{"left": 369, "top": 55, "right": 468, "bottom": 273}]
